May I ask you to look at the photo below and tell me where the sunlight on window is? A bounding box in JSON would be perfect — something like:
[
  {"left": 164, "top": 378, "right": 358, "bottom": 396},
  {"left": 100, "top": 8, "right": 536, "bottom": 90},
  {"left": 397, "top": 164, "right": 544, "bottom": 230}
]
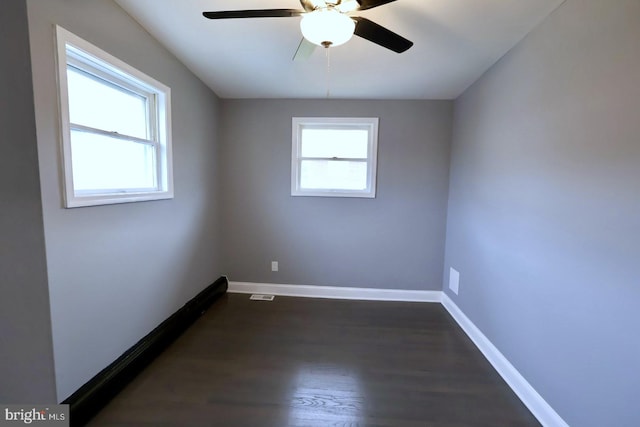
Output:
[
  {"left": 300, "top": 160, "right": 367, "bottom": 190},
  {"left": 70, "top": 130, "right": 155, "bottom": 191},
  {"left": 301, "top": 128, "right": 369, "bottom": 159},
  {"left": 292, "top": 117, "right": 378, "bottom": 198},
  {"left": 56, "top": 25, "right": 173, "bottom": 207},
  {"left": 67, "top": 66, "right": 148, "bottom": 139}
]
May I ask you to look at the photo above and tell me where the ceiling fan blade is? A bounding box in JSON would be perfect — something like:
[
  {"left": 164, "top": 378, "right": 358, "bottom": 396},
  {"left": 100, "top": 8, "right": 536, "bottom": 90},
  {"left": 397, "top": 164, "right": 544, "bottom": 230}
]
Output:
[
  {"left": 293, "top": 38, "right": 317, "bottom": 61},
  {"left": 203, "top": 9, "right": 304, "bottom": 19},
  {"left": 354, "top": 0, "right": 397, "bottom": 11},
  {"left": 353, "top": 17, "right": 413, "bottom": 53}
]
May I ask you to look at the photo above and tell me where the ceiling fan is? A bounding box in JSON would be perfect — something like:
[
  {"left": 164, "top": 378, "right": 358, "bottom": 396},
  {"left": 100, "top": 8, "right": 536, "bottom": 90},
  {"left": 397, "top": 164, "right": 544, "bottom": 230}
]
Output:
[{"left": 203, "top": 0, "right": 413, "bottom": 58}]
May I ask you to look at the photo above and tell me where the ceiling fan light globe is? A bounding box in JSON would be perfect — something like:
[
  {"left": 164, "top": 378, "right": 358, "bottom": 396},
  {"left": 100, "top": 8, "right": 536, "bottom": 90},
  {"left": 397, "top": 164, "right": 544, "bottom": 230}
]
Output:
[{"left": 300, "top": 9, "right": 355, "bottom": 47}]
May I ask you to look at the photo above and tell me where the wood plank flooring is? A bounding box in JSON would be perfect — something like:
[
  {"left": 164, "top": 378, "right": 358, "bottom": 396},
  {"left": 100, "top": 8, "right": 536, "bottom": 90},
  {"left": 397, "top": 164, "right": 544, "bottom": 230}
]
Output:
[{"left": 88, "top": 293, "right": 540, "bottom": 426}]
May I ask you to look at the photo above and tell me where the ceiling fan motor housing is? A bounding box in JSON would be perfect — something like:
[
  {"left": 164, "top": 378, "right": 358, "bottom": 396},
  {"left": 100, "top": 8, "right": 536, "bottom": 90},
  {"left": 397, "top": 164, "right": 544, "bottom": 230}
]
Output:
[{"left": 300, "top": 8, "right": 356, "bottom": 47}]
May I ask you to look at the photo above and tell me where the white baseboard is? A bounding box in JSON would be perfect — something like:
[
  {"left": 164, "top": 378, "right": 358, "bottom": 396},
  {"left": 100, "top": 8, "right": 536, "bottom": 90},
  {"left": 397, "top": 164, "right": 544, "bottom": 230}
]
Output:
[
  {"left": 228, "top": 281, "right": 442, "bottom": 303},
  {"left": 441, "top": 294, "right": 569, "bottom": 427}
]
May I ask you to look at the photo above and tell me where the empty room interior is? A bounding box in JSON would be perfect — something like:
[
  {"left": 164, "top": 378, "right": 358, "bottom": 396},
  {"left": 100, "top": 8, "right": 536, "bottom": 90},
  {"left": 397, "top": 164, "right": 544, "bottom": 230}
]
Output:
[{"left": 1, "top": 0, "right": 638, "bottom": 426}]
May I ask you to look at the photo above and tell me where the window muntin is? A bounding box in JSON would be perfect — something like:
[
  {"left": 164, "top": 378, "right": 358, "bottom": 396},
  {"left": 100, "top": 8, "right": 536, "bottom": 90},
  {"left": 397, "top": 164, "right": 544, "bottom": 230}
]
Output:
[
  {"left": 56, "top": 26, "right": 173, "bottom": 207},
  {"left": 292, "top": 118, "right": 379, "bottom": 198}
]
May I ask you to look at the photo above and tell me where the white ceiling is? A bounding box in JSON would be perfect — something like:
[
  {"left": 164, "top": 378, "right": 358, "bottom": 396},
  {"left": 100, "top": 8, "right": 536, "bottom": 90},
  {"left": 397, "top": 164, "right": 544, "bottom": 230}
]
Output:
[{"left": 115, "top": 0, "right": 564, "bottom": 100}]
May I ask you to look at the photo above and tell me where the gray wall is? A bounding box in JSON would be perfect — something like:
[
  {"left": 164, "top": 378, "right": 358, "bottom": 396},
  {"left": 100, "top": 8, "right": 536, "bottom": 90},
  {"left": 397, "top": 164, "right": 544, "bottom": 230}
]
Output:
[
  {"left": 444, "top": 1, "right": 640, "bottom": 425},
  {"left": 27, "top": 0, "right": 223, "bottom": 400},
  {"left": 220, "top": 99, "right": 452, "bottom": 290},
  {"left": 0, "top": 0, "right": 57, "bottom": 403}
]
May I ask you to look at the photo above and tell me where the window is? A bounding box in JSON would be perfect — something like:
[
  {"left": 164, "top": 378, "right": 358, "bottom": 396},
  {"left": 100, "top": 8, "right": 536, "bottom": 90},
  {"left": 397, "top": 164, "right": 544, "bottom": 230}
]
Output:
[
  {"left": 291, "top": 117, "right": 379, "bottom": 198},
  {"left": 55, "top": 26, "right": 173, "bottom": 207}
]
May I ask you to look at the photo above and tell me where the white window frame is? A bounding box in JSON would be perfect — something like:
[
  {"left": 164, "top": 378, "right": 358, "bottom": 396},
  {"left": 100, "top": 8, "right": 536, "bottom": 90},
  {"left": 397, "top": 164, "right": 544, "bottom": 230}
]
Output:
[
  {"left": 55, "top": 26, "right": 173, "bottom": 208},
  {"left": 291, "top": 117, "right": 379, "bottom": 198}
]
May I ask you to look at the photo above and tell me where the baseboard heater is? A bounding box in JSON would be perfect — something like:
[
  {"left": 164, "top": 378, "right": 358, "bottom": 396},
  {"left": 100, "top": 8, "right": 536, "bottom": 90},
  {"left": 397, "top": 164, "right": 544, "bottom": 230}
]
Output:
[{"left": 62, "top": 276, "right": 228, "bottom": 426}]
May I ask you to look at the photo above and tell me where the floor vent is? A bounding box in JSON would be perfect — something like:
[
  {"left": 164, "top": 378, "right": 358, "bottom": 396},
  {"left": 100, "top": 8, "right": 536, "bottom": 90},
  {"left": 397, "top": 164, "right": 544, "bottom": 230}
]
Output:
[{"left": 250, "top": 294, "right": 275, "bottom": 301}]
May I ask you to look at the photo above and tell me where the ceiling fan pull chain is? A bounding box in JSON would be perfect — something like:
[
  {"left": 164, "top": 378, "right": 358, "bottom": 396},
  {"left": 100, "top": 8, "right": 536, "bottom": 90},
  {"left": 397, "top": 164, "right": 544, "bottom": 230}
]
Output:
[{"left": 325, "top": 46, "right": 331, "bottom": 98}]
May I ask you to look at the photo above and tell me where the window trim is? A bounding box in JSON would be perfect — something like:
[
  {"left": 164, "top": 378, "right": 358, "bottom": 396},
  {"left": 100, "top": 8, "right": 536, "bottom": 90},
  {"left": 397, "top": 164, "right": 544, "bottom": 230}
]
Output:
[
  {"left": 55, "top": 25, "right": 173, "bottom": 208},
  {"left": 291, "top": 117, "right": 379, "bottom": 198}
]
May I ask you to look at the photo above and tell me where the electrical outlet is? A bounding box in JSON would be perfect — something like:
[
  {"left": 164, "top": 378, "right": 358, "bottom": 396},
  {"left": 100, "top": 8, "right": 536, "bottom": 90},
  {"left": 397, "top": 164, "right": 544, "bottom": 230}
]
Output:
[
  {"left": 449, "top": 267, "right": 460, "bottom": 295},
  {"left": 271, "top": 261, "right": 278, "bottom": 272}
]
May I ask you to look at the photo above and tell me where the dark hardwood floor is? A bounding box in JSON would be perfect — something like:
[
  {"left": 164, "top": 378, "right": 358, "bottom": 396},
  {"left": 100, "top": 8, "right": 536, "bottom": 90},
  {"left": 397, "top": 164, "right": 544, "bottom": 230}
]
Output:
[{"left": 88, "top": 293, "right": 540, "bottom": 426}]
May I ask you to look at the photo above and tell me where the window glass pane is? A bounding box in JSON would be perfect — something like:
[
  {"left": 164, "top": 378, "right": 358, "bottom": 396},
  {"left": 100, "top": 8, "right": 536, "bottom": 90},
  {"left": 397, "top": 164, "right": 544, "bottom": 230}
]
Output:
[
  {"left": 70, "top": 129, "right": 156, "bottom": 191},
  {"left": 301, "top": 128, "right": 369, "bottom": 159},
  {"left": 300, "top": 160, "right": 367, "bottom": 190},
  {"left": 67, "top": 65, "right": 148, "bottom": 139}
]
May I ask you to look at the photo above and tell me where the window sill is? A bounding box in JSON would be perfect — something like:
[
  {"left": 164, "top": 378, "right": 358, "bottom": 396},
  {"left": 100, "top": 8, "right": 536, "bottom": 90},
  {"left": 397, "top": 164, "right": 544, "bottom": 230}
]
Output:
[{"left": 65, "top": 190, "right": 174, "bottom": 208}]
